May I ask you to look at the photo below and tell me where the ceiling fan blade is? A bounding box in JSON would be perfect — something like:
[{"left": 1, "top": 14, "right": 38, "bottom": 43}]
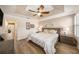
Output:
[
  {"left": 40, "top": 15, "right": 43, "bottom": 17},
  {"left": 41, "top": 11, "right": 50, "bottom": 14},
  {"left": 29, "top": 9, "right": 36, "bottom": 12},
  {"left": 33, "top": 14, "right": 37, "bottom": 16}
]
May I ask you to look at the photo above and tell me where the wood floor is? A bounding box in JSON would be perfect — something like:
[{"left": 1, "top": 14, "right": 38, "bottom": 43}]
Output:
[
  {"left": 0, "top": 40, "right": 14, "bottom": 54},
  {"left": 15, "top": 39, "right": 79, "bottom": 54}
]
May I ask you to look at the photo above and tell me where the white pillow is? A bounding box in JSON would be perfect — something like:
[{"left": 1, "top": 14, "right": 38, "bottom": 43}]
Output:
[
  {"left": 48, "top": 30, "right": 57, "bottom": 34},
  {"left": 43, "top": 29, "right": 49, "bottom": 33}
]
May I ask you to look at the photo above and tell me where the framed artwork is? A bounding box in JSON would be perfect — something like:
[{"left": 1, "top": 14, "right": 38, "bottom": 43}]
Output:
[
  {"left": 26, "top": 22, "right": 30, "bottom": 29},
  {"left": 30, "top": 24, "right": 35, "bottom": 28}
]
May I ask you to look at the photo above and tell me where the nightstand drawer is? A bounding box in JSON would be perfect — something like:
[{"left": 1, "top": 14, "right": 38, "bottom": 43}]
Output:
[{"left": 60, "top": 36, "right": 77, "bottom": 46}]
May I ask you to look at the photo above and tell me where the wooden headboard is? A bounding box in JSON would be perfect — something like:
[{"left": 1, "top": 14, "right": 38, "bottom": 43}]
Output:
[{"left": 42, "top": 28, "right": 61, "bottom": 34}]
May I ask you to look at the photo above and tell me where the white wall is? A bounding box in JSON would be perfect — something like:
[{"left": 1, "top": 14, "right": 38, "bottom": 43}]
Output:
[
  {"left": 0, "top": 5, "right": 16, "bottom": 13},
  {"left": 16, "top": 16, "right": 39, "bottom": 40},
  {"left": 3, "top": 14, "right": 39, "bottom": 40},
  {"left": 39, "top": 15, "right": 74, "bottom": 37}
]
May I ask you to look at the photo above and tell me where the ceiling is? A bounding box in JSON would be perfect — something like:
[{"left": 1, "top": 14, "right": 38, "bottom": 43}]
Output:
[
  {"left": 15, "top": 5, "right": 64, "bottom": 19},
  {"left": 0, "top": 5, "right": 79, "bottom": 20}
]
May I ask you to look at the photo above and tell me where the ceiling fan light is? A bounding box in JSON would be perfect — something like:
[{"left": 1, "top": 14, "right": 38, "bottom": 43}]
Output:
[{"left": 37, "top": 13, "right": 41, "bottom": 16}]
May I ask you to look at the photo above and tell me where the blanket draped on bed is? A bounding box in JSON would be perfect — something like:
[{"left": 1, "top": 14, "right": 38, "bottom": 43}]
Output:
[{"left": 27, "top": 32, "right": 58, "bottom": 54}]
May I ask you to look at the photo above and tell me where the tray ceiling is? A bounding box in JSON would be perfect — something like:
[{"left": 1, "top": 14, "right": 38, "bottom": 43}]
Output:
[{"left": 0, "top": 5, "right": 79, "bottom": 20}]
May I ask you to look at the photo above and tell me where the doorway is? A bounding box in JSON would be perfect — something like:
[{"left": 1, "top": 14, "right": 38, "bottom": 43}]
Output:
[{"left": 7, "top": 23, "right": 15, "bottom": 40}]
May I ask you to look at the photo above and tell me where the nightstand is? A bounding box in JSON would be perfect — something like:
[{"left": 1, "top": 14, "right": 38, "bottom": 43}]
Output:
[{"left": 60, "top": 36, "right": 77, "bottom": 46}]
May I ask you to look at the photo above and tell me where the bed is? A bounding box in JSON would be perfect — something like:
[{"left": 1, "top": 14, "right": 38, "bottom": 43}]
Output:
[{"left": 27, "top": 28, "right": 61, "bottom": 54}]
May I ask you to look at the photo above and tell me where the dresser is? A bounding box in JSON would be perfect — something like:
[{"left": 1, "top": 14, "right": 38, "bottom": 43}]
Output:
[{"left": 60, "top": 36, "right": 77, "bottom": 46}]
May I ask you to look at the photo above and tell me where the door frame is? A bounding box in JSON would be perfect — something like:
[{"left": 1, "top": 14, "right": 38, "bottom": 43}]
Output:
[{"left": 7, "top": 22, "right": 16, "bottom": 40}]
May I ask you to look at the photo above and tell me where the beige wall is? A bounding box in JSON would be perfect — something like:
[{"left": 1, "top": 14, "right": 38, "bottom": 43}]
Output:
[
  {"left": 0, "top": 13, "right": 75, "bottom": 39},
  {"left": 2, "top": 14, "right": 39, "bottom": 40},
  {"left": 39, "top": 15, "right": 74, "bottom": 37}
]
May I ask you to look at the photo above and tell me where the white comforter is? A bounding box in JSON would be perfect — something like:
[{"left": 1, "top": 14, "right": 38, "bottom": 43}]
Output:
[{"left": 28, "top": 32, "right": 58, "bottom": 54}]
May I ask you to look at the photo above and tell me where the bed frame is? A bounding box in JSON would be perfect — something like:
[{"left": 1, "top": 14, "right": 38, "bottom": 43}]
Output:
[{"left": 42, "top": 28, "right": 61, "bottom": 41}]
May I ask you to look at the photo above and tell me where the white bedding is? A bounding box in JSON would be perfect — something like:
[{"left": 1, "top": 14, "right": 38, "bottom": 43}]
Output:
[{"left": 28, "top": 32, "right": 59, "bottom": 54}]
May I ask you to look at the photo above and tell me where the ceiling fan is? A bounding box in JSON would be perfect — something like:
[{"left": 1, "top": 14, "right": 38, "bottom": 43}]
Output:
[{"left": 28, "top": 5, "right": 50, "bottom": 17}]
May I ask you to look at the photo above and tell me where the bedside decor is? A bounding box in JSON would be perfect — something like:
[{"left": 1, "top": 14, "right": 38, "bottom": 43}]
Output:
[
  {"left": 63, "top": 27, "right": 69, "bottom": 36},
  {"left": 38, "top": 26, "right": 43, "bottom": 31}
]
